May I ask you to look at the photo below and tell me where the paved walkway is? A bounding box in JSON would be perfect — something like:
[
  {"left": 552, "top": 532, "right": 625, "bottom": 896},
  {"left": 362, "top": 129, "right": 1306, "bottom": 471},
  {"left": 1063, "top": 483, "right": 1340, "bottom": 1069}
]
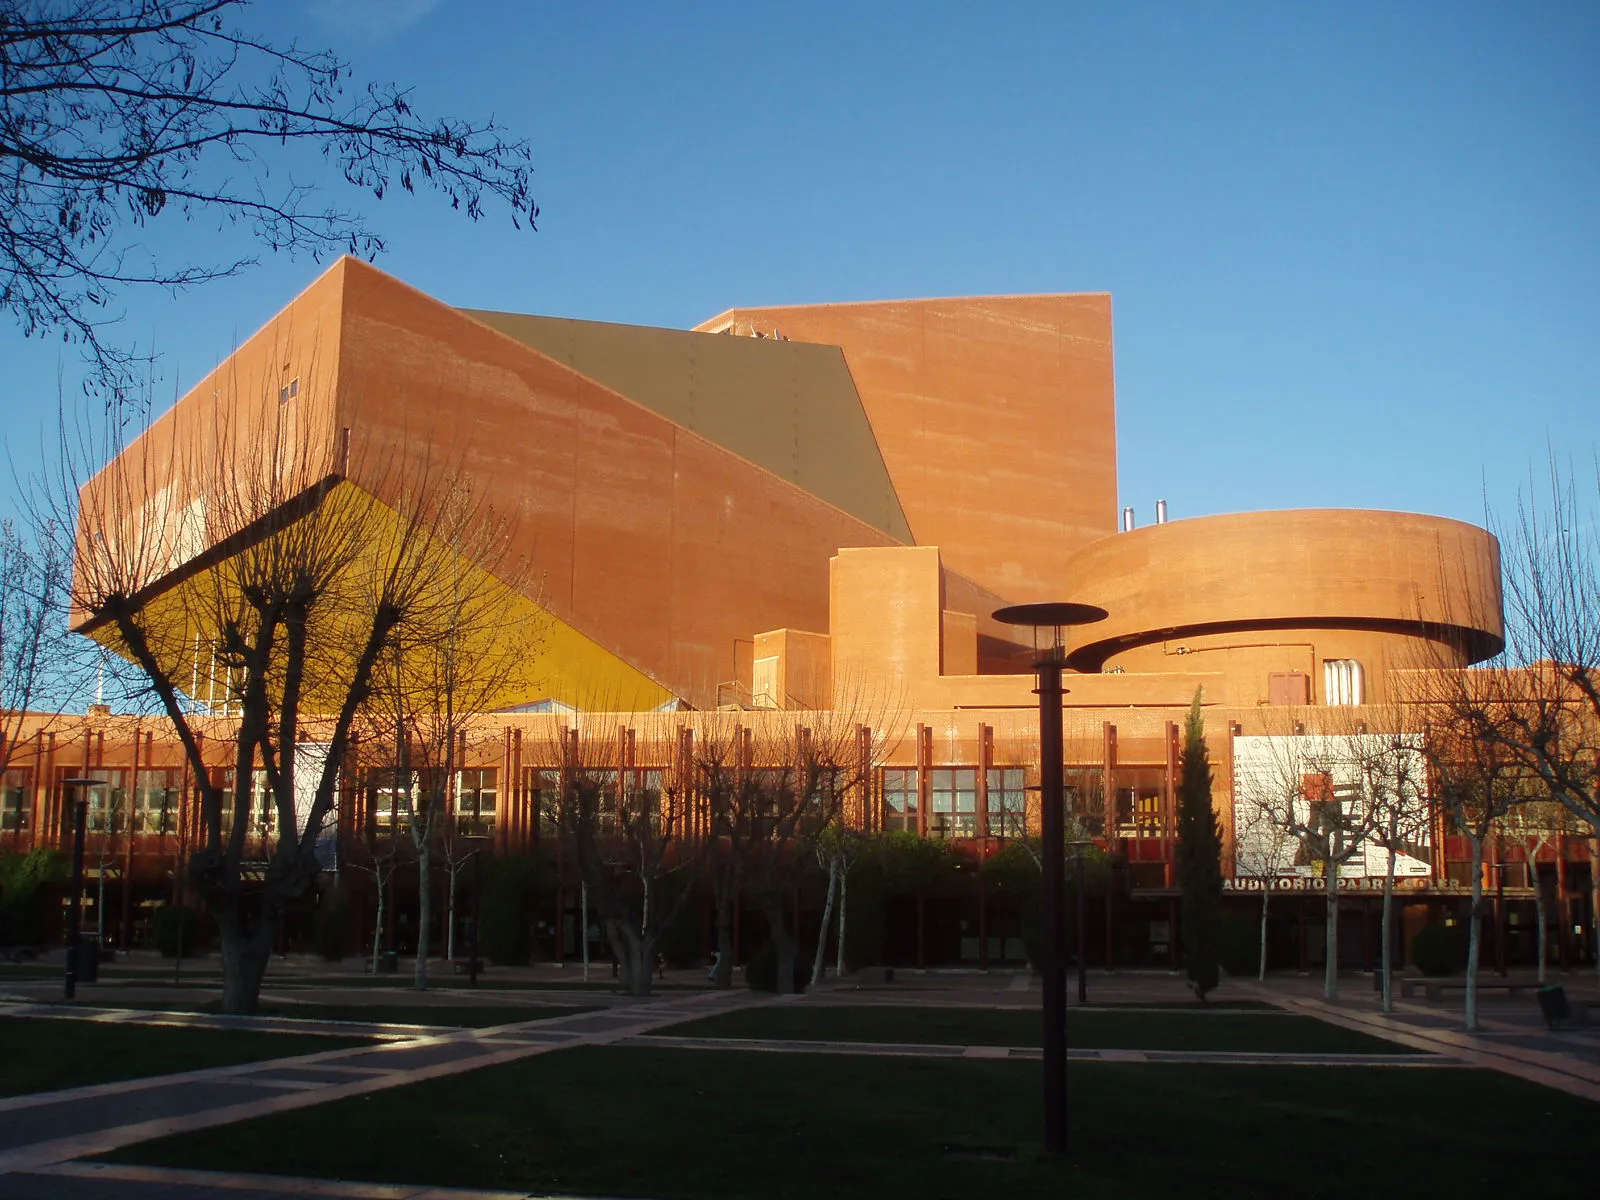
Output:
[
  {"left": 0, "top": 1001, "right": 468, "bottom": 1041},
  {"left": 620, "top": 1031, "right": 1459, "bottom": 1068},
  {"left": 1236, "top": 975, "right": 1600, "bottom": 1102},
  {"left": 1, "top": 1161, "right": 562, "bottom": 1200},
  {"left": 0, "top": 988, "right": 754, "bottom": 1190}
]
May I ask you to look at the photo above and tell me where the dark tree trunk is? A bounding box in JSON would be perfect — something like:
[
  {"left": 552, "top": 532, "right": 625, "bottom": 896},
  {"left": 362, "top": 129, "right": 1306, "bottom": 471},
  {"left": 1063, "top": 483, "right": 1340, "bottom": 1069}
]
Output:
[
  {"left": 215, "top": 897, "right": 278, "bottom": 1015},
  {"left": 711, "top": 857, "right": 736, "bottom": 988},
  {"left": 761, "top": 894, "right": 798, "bottom": 995}
]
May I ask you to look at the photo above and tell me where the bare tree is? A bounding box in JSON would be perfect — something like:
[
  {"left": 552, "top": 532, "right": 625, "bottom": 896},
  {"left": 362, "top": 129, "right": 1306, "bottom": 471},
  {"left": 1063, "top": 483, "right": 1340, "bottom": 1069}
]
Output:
[
  {"left": 53, "top": 385, "right": 524, "bottom": 1013},
  {"left": 358, "top": 521, "right": 543, "bottom": 992},
  {"left": 701, "top": 712, "right": 878, "bottom": 996},
  {"left": 1406, "top": 459, "right": 1598, "bottom": 996},
  {"left": 536, "top": 716, "right": 699, "bottom": 996},
  {"left": 1489, "top": 462, "right": 1600, "bottom": 838},
  {"left": 437, "top": 729, "right": 503, "bottom": 964},
  {"left": 0, "top": 0, "right": 538, "bottom": 403},
  {"left": 1354, "top": 731, "right": 1431, "bottom": 1013},
  {"left": 809, "top": 822, "right": 866, "bottom": 987},
  {"left": 1232, "top": 777, "right": 1300, "bottom": 981},
  {"left": 1423, "top": 706, "right": 1541, "bottom": 1030},
  {"left": 0, "top": 518, "right": 90, "bottom": 789},
  {"left": 1501, "top": 798, "right": 1562, "bottom": 984},
  {"left": 1233, "top": 726, "right": 1384, "bottom": 1001},
  {"left": 348, "top": 822, "right": 399, "bottom": 976}
]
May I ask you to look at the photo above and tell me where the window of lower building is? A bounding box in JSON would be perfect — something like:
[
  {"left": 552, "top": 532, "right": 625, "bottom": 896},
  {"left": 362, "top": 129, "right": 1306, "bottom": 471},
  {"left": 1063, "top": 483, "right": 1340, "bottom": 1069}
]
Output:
[
  {"left": 134, "top": 769, "right": 183, "bottom": 835},
  {"left": 1112, "top": 766, "right": 1166, "bottom": 838},
  {"left": 212, "top": 768, "right": 272, "bottom": 838},
  {"left": 60, "top": 768, "right": 128, "bottom": 835},
  {"left": 1065, "top": 767, "right": 1107, "bottom": 838},
  {"left": 2, "top": 769, "right": 29, "bottom": 832},
  {"left": 1323, "top": 659, "right": 1365, "bottom": 706},
  {"left": 883, "top": 767, "right": 919, "bottom": 833},
  {"left": 625, "top": 767, "right": 668, "bottom": 835},
  {"left": 987, "top": 767, "right": 1026, "bottom": 838},
  {"left": 929, "top": 767, "right": 977, "bottom": 838},
  {"left": 526, "top": 767, "right": 560, "bottom": 836},
  {"left": 457, "top": 768, "right": 497, "bottom": 838},
  {"left": 366, "top": 769, "right": 410, "bottom": 835}
]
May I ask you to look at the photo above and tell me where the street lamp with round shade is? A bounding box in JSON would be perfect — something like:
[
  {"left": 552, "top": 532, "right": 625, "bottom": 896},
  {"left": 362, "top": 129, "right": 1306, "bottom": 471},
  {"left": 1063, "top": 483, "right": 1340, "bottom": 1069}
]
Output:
[
  {"left": 991, "top": 601, "right": 1107, "bottom": 1157},
  {"left": 60, "top": 776, "right": 107, "bottom": 1000}
]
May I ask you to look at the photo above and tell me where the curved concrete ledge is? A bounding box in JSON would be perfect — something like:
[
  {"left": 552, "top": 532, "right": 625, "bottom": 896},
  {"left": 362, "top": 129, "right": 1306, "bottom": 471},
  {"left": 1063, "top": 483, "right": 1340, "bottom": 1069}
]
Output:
[{"left": 1061, "top": 509, "right": 1503, "bottom": 671}]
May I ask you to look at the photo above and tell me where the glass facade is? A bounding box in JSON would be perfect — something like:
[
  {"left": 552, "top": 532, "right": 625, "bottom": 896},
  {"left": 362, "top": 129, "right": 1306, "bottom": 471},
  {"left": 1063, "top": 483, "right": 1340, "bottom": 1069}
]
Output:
[
  {"left": 987, "top": 766, "right": 1026, "bottom": 838},
  {"left": 883, "top": 767, "right": 919, "bottom": 832},
  {"left": 929, "top": 767, "right": 977, "bottom": 838}
]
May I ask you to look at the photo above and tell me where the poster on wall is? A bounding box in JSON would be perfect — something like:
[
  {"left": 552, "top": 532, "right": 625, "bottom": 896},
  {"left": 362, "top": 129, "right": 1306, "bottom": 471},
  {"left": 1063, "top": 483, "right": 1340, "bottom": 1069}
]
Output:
[{"left": 1232, "top": 734, "right": 1431, "bottom": 882}]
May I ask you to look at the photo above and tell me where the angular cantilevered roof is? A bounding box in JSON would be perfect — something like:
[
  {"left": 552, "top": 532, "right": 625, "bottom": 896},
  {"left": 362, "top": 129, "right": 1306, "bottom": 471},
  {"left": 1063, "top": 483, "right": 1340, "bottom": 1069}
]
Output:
[{"left": 460, "top": 309, "right": 913, "bottom": 543}]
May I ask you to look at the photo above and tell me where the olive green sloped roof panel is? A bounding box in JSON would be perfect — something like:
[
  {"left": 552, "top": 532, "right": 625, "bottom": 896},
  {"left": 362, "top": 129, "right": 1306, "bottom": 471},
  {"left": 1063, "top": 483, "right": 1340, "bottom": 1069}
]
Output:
[{"left": 459, "top": 309, "right": 912, "bottom": 543}]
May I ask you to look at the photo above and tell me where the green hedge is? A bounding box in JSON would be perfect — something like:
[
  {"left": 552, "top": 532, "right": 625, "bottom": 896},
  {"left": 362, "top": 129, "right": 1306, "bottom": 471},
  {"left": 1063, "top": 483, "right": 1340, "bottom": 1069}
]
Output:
[
  {"left": 152, "top": 905, "right": 206, "bottom": 958},
  {"left": 0, "top": 850, "right": 63, "bottom": 946},
  {"left": 1217, "top": 913, "right": 1258, "bottom": 977},
  {"left": 744, "top": 941, "right": 807, "bottom": 994},
  {"left": 477, "top": 855, "right": 549, "bottom": 965},
  {"left": 1411, "top": 922, "right": 1468, "bottom": 976},
  {"left": 310, "top": 884, "right": 351, "bottom": 962}
]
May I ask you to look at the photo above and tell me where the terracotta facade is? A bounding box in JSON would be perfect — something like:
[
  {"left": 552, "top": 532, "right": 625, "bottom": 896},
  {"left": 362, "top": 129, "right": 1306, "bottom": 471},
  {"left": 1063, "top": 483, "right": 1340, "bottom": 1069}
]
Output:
[{"left": 29, "top": 259, "right": 1567, "bottom": 972}]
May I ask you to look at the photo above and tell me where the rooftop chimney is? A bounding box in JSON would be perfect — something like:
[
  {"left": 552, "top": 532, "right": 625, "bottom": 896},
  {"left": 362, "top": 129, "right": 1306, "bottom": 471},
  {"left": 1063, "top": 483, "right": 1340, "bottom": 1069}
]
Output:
[
  {"left": 1155, "top": 499, "right": 1168, "bottom": 525},
  {"left": 1121, "top": 506, "right": 1136, "bottom": 532}
]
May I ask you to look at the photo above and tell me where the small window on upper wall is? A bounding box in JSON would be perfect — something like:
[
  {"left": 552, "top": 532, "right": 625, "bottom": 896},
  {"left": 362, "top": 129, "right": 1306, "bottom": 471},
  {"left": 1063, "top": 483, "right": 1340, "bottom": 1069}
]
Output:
[
  {"left": 278, "top": 377, "right": 298, "bottom": 404},
  {"left": 1323, "top": 659, "right": 1365, "bottom": 706}
]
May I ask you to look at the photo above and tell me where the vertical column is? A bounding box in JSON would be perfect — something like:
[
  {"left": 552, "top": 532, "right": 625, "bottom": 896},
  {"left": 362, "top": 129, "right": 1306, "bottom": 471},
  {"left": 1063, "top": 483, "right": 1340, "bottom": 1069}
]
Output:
[
  {"left": 1163, "top": 721, "right": 1178, "bottom": 889},
  {"left": 1037, "top": 653, "right": 1066, "bottom": 1157},
  {"left": 1493, "top": 832, "right": 1507, "bottom": 977},
  {"left": 173, "top": 745, "right": 190, "bottom": 907},
  {"left": 515, "top": 728, "right": 528, "bottom": 853},
  {"left": 977, "top": 723, "right": 993, "bottom": 840},
  {"left": 1102, "top": 721, "right": 1117, "bottom": 969},
  {"left": 916, "top": 724, "right": 931, "bottom": 839},
  {"left": 499, "top": 729, "right": 512, "bottom": 856},
  {"left": 41, "top": 732, "right": 56, "bottom": 851},
  {"left": 855, "top": 725, "right": 874, "bottom": 834},
  {"left": 1556, "top": 824, "right": 1570, "bottom": 970},
  {"left": 122, "top": 728, "right": 142, "bottom": 949},
  {"left": 1225, "top": 722, "right": 1244, "bottom": 880},
  {"left": 1101, "top": 722, "right": 1117, "bottom": 840}
]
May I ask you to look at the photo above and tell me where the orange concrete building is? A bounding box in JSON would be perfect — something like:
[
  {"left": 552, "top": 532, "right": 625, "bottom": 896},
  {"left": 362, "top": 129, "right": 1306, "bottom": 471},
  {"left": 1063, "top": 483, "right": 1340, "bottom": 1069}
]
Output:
[{"left": 8, "top": 259, "right": 1589, "bottom": 974}]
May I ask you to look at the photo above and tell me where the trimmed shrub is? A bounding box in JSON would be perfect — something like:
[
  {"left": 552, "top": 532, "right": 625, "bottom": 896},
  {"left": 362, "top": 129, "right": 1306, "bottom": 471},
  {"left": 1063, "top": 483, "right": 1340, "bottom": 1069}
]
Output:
[
  {"left": 1411, "top": 922, "right": 1468, "bottom": 976},
  {"left": 841, "top": 862, "right": 887, "bottom": 971},
  {"left": 478, "top": 862, "right": 532, "bottom": 965},
  {"left": 152, "top": 905, "right": 205, "bottom": 958},
  {"left": 310, "top": 885, "right": 351, "bottom": 962},
  {"left": 656, "top": 888, "right": 704, "bottom": 970},
  {"left": 1217, "top": 913, "right": 1259, "bottom": 977},
  {"left": 744, "top": 941, "right": 807, "bottom": 994},
  {"left": 0, "top": 849, "right": 64, "bottom": 947}
]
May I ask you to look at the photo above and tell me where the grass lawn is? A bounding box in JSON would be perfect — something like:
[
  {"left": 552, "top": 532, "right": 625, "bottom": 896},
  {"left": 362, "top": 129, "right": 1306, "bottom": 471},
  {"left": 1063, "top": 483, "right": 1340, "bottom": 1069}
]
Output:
[
  {"left": 0, "top": 1015, "right": 371, "bottom": 1097},
  {"left": 658, "top": 1004, "right": 1419, "bottom": 1054},
  {"left": 103, "top": 1046, "right": 1598, "bottom": 1199},
  {"left": 99, "top": 1001, "right": 594, "bottom": 1028}
]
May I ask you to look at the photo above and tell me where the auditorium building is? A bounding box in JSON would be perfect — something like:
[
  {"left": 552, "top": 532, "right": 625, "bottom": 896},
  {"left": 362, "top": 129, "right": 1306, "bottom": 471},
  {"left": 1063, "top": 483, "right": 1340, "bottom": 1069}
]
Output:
[{"left": 3, "top": 258, "right": 1590, "bottom": 975}]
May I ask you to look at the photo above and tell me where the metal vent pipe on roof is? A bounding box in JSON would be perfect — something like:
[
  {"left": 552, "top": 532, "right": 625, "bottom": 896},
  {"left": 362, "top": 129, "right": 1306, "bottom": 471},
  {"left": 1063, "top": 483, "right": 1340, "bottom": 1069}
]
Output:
[
  {"left": 1121, "top": 506, "right": 1135, "bottom": 532},
  {"left": 1155, "top": 499, "right": 1168, "bottom": 525}
]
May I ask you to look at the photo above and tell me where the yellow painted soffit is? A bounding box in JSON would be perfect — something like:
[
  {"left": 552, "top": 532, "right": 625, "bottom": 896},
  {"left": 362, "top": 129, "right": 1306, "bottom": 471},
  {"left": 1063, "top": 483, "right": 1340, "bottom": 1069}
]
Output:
[{"left": 86, "top": 481, "right": 674, "bottom": 715}]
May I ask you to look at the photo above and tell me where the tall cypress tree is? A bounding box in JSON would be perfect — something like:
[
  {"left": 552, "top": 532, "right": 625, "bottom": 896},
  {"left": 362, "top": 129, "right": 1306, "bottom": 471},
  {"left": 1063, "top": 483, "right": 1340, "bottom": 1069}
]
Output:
[{"left": 1177, "top": 688, "right": 1223, "bottom": 1000}]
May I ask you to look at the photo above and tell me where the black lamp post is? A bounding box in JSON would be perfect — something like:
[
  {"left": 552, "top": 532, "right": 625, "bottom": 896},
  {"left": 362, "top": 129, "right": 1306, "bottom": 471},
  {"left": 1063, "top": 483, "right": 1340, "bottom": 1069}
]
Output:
[
  {"left": 61, "top": 776, "right": 106, "bottom": 1001},
  {"left": 992, "top": 602, "right": 1106, "bottom": 1157}
]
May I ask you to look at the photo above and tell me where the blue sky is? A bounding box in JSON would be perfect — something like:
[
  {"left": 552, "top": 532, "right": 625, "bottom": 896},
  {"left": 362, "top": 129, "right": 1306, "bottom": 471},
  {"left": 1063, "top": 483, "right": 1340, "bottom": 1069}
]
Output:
[{"left": 4, "top": 0, "right": 1595, "bottom": 531}]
